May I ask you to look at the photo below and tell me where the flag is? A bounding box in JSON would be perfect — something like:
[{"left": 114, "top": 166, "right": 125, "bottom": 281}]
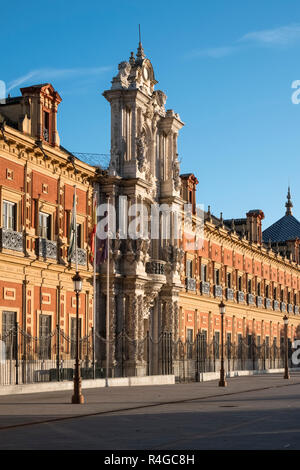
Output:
[
  {"left": 97, "top": 238, "right": 108, "bottom": 264},
  {"left": 96, "top": 210, "right": 108, "bottom": 264},
  {"left": 90, "top": 193, "right": 97, "bottom": 264},
  {"left": 67, "top": 192, "right": 76, "bottom": 263}
]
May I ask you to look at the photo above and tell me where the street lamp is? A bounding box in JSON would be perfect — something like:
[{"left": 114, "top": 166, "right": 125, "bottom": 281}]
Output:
[
  {"left": 283, "top": 314, "right": 290, "bottom": 380},
  {"left": 71, "top": 271, "right": 84, "bottom": 404},
  {"left": 219, "top": 300, "right": 227, "bottom": 387}
]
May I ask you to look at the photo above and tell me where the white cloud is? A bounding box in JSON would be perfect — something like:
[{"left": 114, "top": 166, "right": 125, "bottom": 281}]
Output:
[
  {"left": 7, "top": 66, "right": 111, "bottom": 92},
  {"left": 189, "top": 23, "right": 300, "bottom": 60},
  {"left": 240, "top": 24, "right": 300, "bottom": 45}
]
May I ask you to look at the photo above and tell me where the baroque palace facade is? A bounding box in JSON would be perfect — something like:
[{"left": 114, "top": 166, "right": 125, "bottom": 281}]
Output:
[
  {"left": 94, "top": 41, "right": 300, "bottom": 377},
  {"left": 0, "top": 42, "right": 300, "bottom": 381}
]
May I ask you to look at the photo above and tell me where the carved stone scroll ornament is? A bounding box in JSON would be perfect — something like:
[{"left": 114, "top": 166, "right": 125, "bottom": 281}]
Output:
[
  {"left": 162, "top": 245, "right": 184, "bottom": 274},
  {"left": 143, "top": 291, "right": 157, "bottom": 320},
  {"left": 135, "top": 133, "right": 146, "bottom": 171},
  {"left": 172, "top": 157, "right": 181, "bottom": 191}
]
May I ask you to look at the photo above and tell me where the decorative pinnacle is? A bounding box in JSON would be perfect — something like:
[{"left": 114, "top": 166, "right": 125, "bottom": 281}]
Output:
[
  {"left": 136, "top": 24, "right": 145, "bottom": 62},
  {"left": 285, "top": 186, "right": 293, "bottom": 216}
]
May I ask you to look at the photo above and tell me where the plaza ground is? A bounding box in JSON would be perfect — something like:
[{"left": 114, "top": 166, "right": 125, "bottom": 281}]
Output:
[{"left": 0, "top": 372, "right": 300, "bottom": 450}]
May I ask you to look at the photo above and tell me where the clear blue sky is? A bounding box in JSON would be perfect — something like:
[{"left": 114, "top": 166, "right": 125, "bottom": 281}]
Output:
[{"left": 2, "top": 0, "right": 300, "bottom": 228}]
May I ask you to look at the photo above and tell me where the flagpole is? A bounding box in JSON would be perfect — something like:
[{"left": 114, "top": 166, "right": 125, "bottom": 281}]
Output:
[
  {"left": 106, "top": 195, "right": 110, "bottom": 387},
  {"left": 74, "top": 185, "right": 78, "bottom": 272},
  {"left": 92, "top": 189, "right": 97, "bottom": 379}
]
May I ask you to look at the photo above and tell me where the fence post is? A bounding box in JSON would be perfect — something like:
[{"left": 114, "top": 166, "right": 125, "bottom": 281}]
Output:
[
  {"left": 146, "top": 331, "right": 150, "bottom": 376},
  {"left": 56, "top": 324, "right": 60, "bottom": 382},
  {"left": 92, "top": 327, "right": 95, "bottom": 379},
  {"left": 15, "top": 322, "right": 19, "bottom": 385}
]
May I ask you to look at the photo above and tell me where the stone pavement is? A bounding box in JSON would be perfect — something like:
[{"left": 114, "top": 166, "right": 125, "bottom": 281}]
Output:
[{"left": 0, "top": 372, "right": 300, "bottom": 449}]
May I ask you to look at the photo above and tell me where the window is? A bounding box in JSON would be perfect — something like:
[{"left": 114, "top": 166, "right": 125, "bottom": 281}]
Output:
[
  {"left": 265, "top": 284, "right": 269, "bottom": 298},
  {"left": 274, "top": 287, "right": 277, "bottom": 300},
  {"left": 71, "top": 317, "right": 82, "bottom": 359},
  {"left": 186, "top": 328, "right": 193, "bottom": 358},
  {"left": 238, "top": 276, "right": 242, "bottom": 291},
  {"left": 43, "top": 111, "right": 50, "bottom": 142},
  {"left": 201, "top": 264, "right": 207, "bottom": 282},
  {"left": 288, "top": 291, "right": 291, "bottom": 304},
  {"left": 39, "top": 314, "right": 52, "bottom": 359},
  {"left": 265, "top": 336, "right": 270, "bottom": 359},
  {"left": 215, "top": 269, "right": 220, "bottom": 285},
  {"left": 248, "top": 279, "right": 252, "bottom": 294},
  {"left": 76, "top": 223, "right": 82, "bottom": 248},
  {"left": 214, "top": 331, "right": 220, "bottom": 359},
  {"left": 2, "top": 311, "right": 16, "bottom": 359},
  {"left": 247, "top": 334, "right": 252, "bottom": 359},
  {"left": 238, "top": 333, "right": 243, "bottom": 358},
  {"left": 226, "top": 333, "right": 232, "bottom": 358},
  {"left": 39, "top": 212, "right": 51, "bottom": 239},
  {"left": 257, "top": 282, "right": 261, "bottom": 296},
  {"left": 186, "top": 259, "right": 193, "bottom": 278},
  {"left": 227, "top": 272, "right": 232, "bottom": 288},
  {"left": 281, "top": 289, "right": 284, "bottom": 302},
  {"left": 3, "top": 201, "right": 16, "bottom": 230}
]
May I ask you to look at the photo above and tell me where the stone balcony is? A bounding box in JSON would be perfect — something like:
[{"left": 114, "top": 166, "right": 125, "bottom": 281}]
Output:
[
  {"left": 201, "top": 281, "right": 210, "bottom": 296},
  {"left": 214, "top": 285, "right": 222, "bottom": 298},
  {"left": 37, "top": 238, "right": 57, "bottom": 260},
  {"left": 186, "top": 277, "right": 196, "bottom": 292},
  {"left": 0, "top": 228, "right": 23, "bottom": 252}
]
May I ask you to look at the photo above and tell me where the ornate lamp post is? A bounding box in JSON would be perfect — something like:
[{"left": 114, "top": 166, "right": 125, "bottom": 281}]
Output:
[
  {"left": 283, "top": 314, "right": 290, "bottom": 380},
  {"left": 71, "top": 271, "right": 84, "bottom": 404},
  {"left": 219, "top": 300, "right": 227, "bottom": 387}
]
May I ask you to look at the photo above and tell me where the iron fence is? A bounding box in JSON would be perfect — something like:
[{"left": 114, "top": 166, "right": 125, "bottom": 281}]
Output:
[{"left": 0, "top": 326, "right": 294, "bottom": 385}]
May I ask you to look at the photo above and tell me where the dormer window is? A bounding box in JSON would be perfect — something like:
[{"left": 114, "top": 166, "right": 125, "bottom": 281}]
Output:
[{"left": 43, "top": 111, "right": 50, "bottom": 142}]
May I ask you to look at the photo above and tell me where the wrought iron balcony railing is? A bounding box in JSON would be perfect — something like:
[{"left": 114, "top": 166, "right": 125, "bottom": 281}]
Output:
[
  {"left": 273, "top": 300, "right": 280, "bottom": 311},
  {"left": 247, "top": 293, "right": 255, "bottom": 305},
  {"left": 281, "top": 301, "right": 286, "bottom": 313},
  {"left": 265, "top": 298, "right": 272, "bottom": 310},
  {"left": 237, "top": 291, "right": 244, "bottom": 303},
  {"left": 226, "top": 288, "right": 234, "bottom": 301},
  {"left": 71, "top": 248, "right": 87, "bottom": 266},
  {"left": 0, "top": 228, "right": 23, "bottom": 252},
  {"left": 214, "top": 285, "right": 222, "bottom": 298},
  {"left": 146, "top": 260, "right": 165, "bottom": 276},
  {"left": 201, "top": 281, "right": 210, "bottom": 296},
  {"left": 295, "top": 306, "right": 299, "bottom": 315},
  {"left": 37, "top": 238, "right": 57, "bottom": 260},
  {"left": 288, "top": 303, "right": 293, "bottom": 314},
  {"left": 257, "top": 296, "right": 264, "bottom": 308},
  {"left": 186, "top": 277, "right": 196, "bottom": 292}
]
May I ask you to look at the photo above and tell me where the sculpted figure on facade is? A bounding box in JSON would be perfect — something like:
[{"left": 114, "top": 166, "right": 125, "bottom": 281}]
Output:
[{"left": 111, "top": 61, "right": 131, "bottom": 89}]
